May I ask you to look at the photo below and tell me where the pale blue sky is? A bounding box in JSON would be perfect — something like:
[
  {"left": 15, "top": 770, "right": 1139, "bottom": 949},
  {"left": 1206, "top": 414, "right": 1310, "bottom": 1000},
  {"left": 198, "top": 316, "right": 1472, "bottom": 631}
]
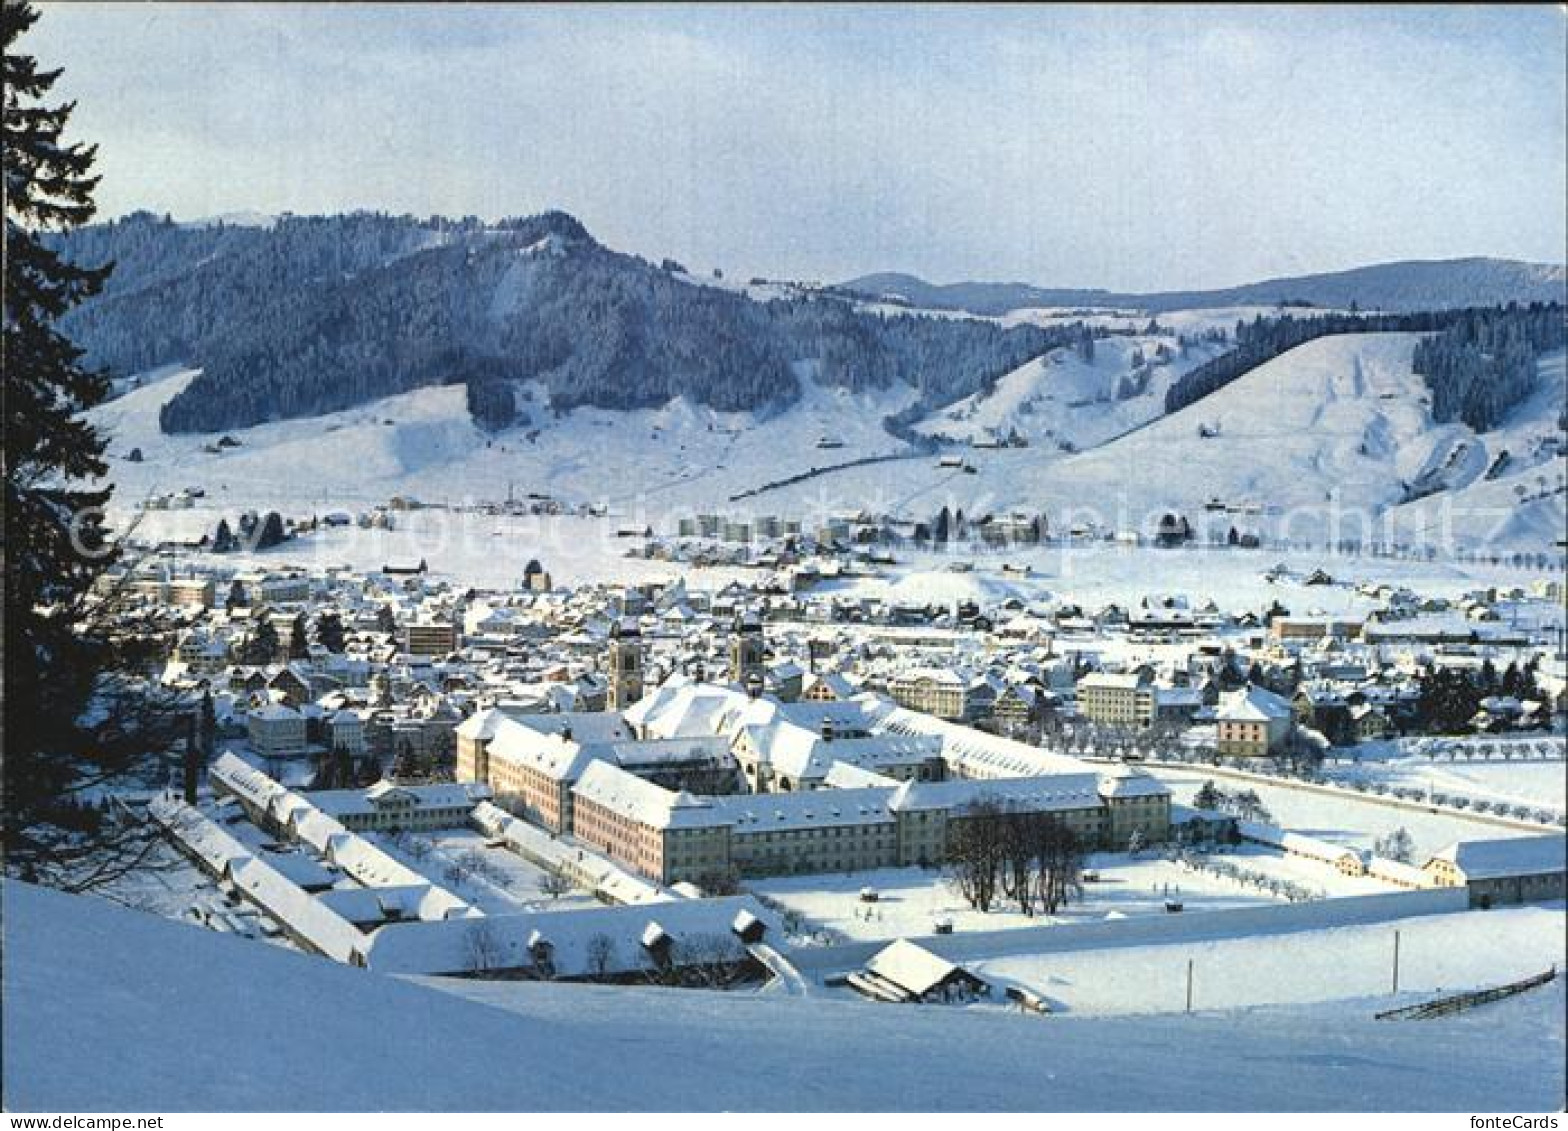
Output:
[{"left": 27, "top": 3, "right": 1568, "bottom": 290}]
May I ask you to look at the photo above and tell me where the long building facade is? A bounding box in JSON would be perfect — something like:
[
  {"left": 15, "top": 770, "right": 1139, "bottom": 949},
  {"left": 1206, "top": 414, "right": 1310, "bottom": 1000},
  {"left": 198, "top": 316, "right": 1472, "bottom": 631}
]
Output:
[{"left": 456, "top": 672, "right": 1173, "bottom": 886}]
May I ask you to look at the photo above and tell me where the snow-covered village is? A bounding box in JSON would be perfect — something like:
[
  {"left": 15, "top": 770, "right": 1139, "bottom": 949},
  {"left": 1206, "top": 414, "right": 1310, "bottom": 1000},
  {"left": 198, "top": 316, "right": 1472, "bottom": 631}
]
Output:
[{"left": 3, "top": 2, "right": 1566, "bottom": 1118}]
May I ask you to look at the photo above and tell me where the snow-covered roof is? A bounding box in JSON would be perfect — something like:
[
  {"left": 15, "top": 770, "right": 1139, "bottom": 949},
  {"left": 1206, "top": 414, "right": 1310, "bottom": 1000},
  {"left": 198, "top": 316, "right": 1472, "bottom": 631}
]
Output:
[
  {"left": 887, "top": 774, "right": 1101, "bottom": 815},
  {"left": 308, "top": 780, "right": 492, "bottom": 819},
  {"left": 1097, "top": 765, "right": 1170, "bottom": 799},
  {"left": 865, "top": 938, "right": 977, "bottom": 997},
  {"left": 454, "top": 707, "right": 505, "bottom": 741},
  {"left": 1428, "top": 835, "right": 1566, "bottom": 880},
  {"left": 210, "top": 751, "right": 290, "bottom": 810},
  {"left": 1238, "top": 820, "right": 1359, "bottom": 863},
  {"left": 871, "top": 701, "right": 1096, "bottom": 779},
  {"left": 821, "top": 762, "right": 899, "bottom": 790},
  {"left": 1216, "top": 685, "right": 1294, "bottom": 722},
  {"left": 570, "top": 761, "right": 725, "bottom": 830},
  {"left": 715, "top": 787, "right": 895, "bottom": 833},
  {"left": 359, "top": 895, "right": 770, "bottom": 977}
]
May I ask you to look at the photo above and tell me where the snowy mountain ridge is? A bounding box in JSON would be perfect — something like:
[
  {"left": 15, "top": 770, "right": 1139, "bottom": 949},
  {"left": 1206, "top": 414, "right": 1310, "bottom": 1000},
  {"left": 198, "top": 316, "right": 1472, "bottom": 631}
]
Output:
[{"left": 844, "top": 258, "right": 1568, "bottom": 317}]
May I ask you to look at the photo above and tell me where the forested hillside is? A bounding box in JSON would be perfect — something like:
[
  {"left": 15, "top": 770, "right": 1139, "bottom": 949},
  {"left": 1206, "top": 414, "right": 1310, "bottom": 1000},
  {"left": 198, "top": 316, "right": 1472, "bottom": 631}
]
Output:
[
  {"left": 49, "top": 211, "right": 1062, "bottom": 434},
  {"left": 1165, "top": 304, "right": 1565, "bottom": 430},
  {"left": 1412, "top": 304, "right": 1567, "bottom": 431},
  {"left": 844, "top": 258, "right": 1567, "bottom": 316}
]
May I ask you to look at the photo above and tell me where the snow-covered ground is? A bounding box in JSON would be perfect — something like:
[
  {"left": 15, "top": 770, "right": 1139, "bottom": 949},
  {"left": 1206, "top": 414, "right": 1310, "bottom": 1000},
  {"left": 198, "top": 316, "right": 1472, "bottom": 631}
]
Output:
[
  {"left": 363, "top": 829, "right": 600, "bottom": 916},
  {"left": 6, "top": 881, "right": 1563, "bottom": 1111},
  {"left": 116, "top": 497, "right": 1563, "bottom": 619},
  {"left": 751, "top": 849, "right": 1386, "bottom": 944},
  {"left": 911, "top": 333, "right": 1227, "bottom": 450},
  {"left": 1152, "top": 766, "right": 1549, "bottom": 861},
  {"left": 975, "top": 902, "right": 1565, "bottom": 1017},
  {"left": 92, "top": 362, "right": 915, "bottom": 515},
  {"left": 1323, "top": 739, "right": 1567, "bottom": 813},
  {"left": 88, "top": 336, "right": 1567, "bottom": 551}
]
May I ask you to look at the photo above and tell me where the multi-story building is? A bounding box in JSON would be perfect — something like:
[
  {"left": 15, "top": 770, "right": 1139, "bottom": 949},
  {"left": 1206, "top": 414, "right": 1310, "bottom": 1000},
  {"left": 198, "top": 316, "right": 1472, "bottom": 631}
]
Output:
[
  {"left": 247, "top": 703, "right": 307, "bottom": 758},
  {"left": 1215, "top": 685, "right": 1294, "bottom": 757},
  {"left": 566, "top": 757, "right": 1154, "bottom": 886},
  {"left": 1076, "top": 671, "right": 1155, "bottom": 729},
  {"left": 308, "top": 780, "right": 494, "bottom": 833},
  {"left": 888, "top": 668, "right": 976, "bottom": 721},
  {"left": 169, "top": 577, "right": 216, "bottom": 608},
  {"left": 457, "top": 708, "right": 734, "bottom": 832},
  {"left": 458, "top": 674, "right": 1173, "bottom": 886},
  {"left": 404, "top": 619, "right": 459, "bottom": 657}
]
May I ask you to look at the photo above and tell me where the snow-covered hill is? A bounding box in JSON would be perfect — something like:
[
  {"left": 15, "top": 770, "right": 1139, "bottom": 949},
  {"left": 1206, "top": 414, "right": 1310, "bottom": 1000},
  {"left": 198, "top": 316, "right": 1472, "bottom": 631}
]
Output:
[
  {"left": 91, "top": 337, "right": 1565, "bottom": 551},
  {"left": 92, "top": 362, "right": 916, "bottom": 512},
  {"left": 5, "top": 881, "right": 1563, "bottom": 1111},
  {"left": 912, "top": 333, "right": 1228, "bottom": 451}
]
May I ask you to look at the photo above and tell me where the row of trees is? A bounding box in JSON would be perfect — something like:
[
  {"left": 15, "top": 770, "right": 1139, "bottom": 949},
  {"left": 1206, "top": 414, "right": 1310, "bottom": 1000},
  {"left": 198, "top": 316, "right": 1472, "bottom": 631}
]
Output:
[
  {"left": 1415, "top": 659, "right": 1543, "bottom": 733},
  {"left": 946, "top": 801, "right": 1085, "bottom": 916},
  {"left": 210, "top": 510, "right": 287, "bottom": 552}
]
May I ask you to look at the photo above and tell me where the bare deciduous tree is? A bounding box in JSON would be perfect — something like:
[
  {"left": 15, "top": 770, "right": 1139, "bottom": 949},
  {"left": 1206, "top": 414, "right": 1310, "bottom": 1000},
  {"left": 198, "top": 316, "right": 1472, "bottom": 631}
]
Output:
[
  {"left": 463, "top": 919, "right": 505, "bottom": 978},
  {"left": 585, "top": 932, "right": 617, "bottom": 979}
]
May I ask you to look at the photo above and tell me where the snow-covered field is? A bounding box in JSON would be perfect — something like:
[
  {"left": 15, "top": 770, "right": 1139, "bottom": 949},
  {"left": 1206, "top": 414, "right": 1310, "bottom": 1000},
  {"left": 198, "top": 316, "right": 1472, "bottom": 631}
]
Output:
[
  {"left": 117, "top": 497, "right": 1561, "bottom": 619},
  {"left": 752, "top": 849, "right": 1388, "bottom": 944},
  {"left": 364, "top": 829, "right": 600, "bottom": 916},
  {"left": 911, "top": 333, "right": 1227, "bottom": 450},
  {"left": 1324, "top": 739, "right": 1567, "bottom": 813},
  {"left": 975, "top": 902, "right": 1565, "bottom": 1017},
  {"left": 93, "top": 362, "right": 916, "bottom": 515},
  {"left": 6, "top": 881, "right": 1563, "bottom": 1111},
  {"left": 1152, "top": 766, "right": 1549, "bottom": 860}
]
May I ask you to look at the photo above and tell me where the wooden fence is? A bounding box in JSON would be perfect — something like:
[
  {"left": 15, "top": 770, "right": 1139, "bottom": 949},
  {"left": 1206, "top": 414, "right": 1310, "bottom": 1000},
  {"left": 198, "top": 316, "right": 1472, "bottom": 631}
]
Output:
[{"left": 1375, "top": 966, "right": 1557, "bottom": 1020}]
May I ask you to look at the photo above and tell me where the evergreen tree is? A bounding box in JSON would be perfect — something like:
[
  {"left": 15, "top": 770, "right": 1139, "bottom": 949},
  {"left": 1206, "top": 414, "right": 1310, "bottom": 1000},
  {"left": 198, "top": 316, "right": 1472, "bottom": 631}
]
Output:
[
  {"left": 1478, "top": 658, "right": 1499, "bottom": 697},
  {"left": 3, "top": 1, "right": 120, "bottom": 867},
  {"left": 241, "top": 620, "right": 280, "bottom": 666},
  {"left": 315, "top": 611, "right": 346, "bottom": 653},
  {"left": 197, "top": 690, "right": 217, "bottom": 759},
  {"left": 256, "top": 510, "right": 286, "bottom": 549},
  {"left": 288, "top": 612, "right": 310, "bottom": 660},
  {"left": 375, "top": 603, "right": 397, "bottom": 636}
]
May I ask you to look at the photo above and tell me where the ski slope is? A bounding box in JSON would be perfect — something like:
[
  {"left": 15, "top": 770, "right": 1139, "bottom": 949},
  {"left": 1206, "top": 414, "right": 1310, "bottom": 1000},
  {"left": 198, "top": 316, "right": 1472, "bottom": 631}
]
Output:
[{"left": 4, "top": 880, "right": 1564, "bottom": 1111}]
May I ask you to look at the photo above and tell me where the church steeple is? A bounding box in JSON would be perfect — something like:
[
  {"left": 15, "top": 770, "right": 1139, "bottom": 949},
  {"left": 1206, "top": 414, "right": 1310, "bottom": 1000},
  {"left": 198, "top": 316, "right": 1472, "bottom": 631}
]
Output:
[{"left": 607, "top": 617, "right": 644, "bottom": 710}]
